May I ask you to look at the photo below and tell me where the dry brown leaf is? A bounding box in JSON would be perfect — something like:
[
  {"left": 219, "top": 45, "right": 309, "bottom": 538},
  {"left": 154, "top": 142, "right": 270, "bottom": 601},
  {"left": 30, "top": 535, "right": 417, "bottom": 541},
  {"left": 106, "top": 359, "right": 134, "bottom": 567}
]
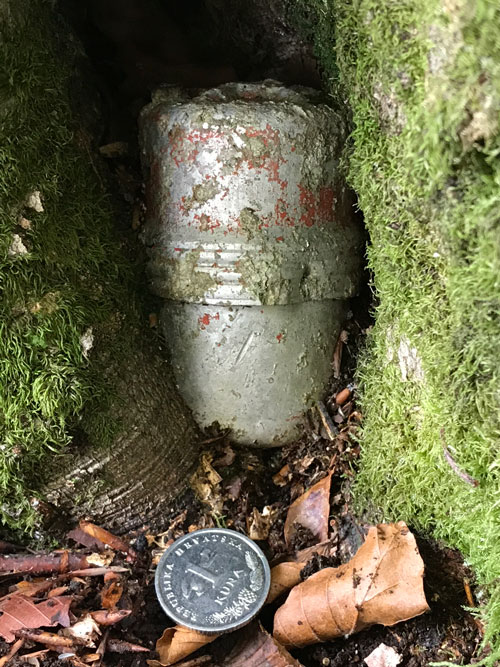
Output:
[
  {"left": 62, "top": 614, "right": 101, "bottom": 647},
  {"left": 284, "top": 473, "right": 332, "bottom": 548},
  {"left": 0, "top": 595, "right": 72, "bottom": 642},
  {"left": 247, "top": 506, "right": 279, "bottom": 541},
  {"left": 8, "top": 580, "right": 54, "bottom": 599},
  {"left": 148, "top": 625, "right": 217, "bottom": 666},
  {"left": 67, "top": 527, "right": 106, "bottom": 551},
  {"left": 222, "top": 623, "right": 304, "bottom": 666},
  {"left": 87, "top": 550, "right": 115, "bottom": 568},
  {"left": 48, "top": 586, "right": 70, "bottom": 599},
  {"left": 90, "top": 609, "right": 131, "bottom": 626},
  {"left": 274, "top": 522, "right": 429, "bottom": 647},
  {"left": 273, "top": 465, "right": 290, "bottom": 487},
  {"left": 190, "top": 453, "right": 224, "bottom": 515},
  {"left": 79, "top": 521, "right": 136, "bottom": 560},
  {"left": 294, "top": 540, "right": 337, "bottom": 564},
  {"left": 266, "top": 562, "right": 304, "bottom": 604},
  {"left": 100, "top": 579, "right": 123, "bottom": 609}
]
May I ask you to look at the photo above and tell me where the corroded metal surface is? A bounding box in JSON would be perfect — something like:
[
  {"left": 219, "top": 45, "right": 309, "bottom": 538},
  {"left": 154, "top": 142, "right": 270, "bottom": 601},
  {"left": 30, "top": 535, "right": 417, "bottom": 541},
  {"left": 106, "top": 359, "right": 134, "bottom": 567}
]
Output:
[
  {"left": 161, "top": 301, "right": 345, "bottom": 445},
  {"left": 140, "top": 81, "right": 362, "bottom": 446}
]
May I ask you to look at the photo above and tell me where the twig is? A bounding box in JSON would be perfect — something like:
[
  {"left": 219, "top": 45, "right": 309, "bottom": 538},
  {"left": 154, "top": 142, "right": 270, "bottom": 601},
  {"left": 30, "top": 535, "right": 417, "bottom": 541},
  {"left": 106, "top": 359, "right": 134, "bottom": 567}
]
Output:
[
  {"left": 198, "top": 431, "right": 230, "bottom": 445},
  {"left": 0, "top": 552, "right": 88, "bottom": 575},
  {"left": 13, "top": 629, "right": 83, "bottom": 648},
  {"left": 316, "top": 401, "right": 336, "bottom": 440},
  {"left": 106, "top": 639, "right": 149, "bottom": 653},
  {"left": 0, "top": 638, "right": 24, "bottom": 667},
  {"left": 463, "top": 578, "right": 475, "bottom": 607},
  {"left": 440, "top": 429, "right": 479, "bottom": 487}
]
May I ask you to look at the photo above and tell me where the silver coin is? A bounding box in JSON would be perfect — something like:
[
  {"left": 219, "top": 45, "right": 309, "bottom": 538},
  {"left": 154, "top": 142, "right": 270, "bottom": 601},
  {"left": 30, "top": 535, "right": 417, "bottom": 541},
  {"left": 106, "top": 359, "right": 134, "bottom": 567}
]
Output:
[{"left": 155, "top": 528, "right": 271, "bottom": 634}]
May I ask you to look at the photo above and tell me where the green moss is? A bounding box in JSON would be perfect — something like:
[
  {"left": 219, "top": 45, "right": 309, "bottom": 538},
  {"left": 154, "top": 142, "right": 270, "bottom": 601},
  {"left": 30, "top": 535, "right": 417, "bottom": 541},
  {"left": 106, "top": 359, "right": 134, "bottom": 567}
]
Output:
[
  {"left": 0, "top": 1, "right": 129, "bottom": 531},
  {"left": 291, "top": 0, "right": 500, "bottom": 661}
]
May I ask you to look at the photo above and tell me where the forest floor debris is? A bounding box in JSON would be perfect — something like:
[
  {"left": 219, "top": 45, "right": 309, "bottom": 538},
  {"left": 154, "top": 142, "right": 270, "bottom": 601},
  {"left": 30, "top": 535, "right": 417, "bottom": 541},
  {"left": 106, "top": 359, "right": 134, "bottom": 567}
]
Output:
[{"left": 0, "top": 309, "right": 485, "bottom": 667}]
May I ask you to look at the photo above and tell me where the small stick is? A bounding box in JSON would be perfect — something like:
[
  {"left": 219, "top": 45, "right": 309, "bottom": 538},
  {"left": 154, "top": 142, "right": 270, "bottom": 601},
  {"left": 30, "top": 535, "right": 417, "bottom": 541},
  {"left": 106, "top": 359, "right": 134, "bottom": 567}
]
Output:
[
  {"left": 0, "top": 552, "right": 88, "bottom": 575},
  {"left": 440, "top": 429, "right": 479, "bottom": 487},
  {"left": 0, "top": 638, "right": 24, "bottom": 667},
  {"left": 316, "top": 401, "right": 336, "bottom": 441},
  {"left": 106, "top": 639, "right": 149, "bottom": 653},
  {"left": 198, "top": 431, "right": 230, "bottom": 445},
  {"left": 13, "top": 629, "right": 82, "bottom": 648},
  {"left": 463, "top": 578, "right": 475, "bottom": 607}
]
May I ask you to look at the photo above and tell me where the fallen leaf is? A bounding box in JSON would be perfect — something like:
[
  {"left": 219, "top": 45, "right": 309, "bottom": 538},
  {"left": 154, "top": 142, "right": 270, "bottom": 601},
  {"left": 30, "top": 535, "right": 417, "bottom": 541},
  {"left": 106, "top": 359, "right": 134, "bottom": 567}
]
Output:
[
  {"left": 273, "top": 465, "right": 290, "bottom": 487},
  {"left": 48, "top": 586, "right": 70, "bottom": 599},
  {"left": 67, "top": 527, "right": 106, "bottom": 551},
  {"left": 90, "top": 609, "right": 131, "bottom": 626},
  {"left": 266, "top": 562, "right": 304, "bottom": 604},
  {"left": 294, "top": 540, "right": 337, "bottom": 564},
  {"left": 190, "top": 453, "right": 224, "bottom": 515},
  {"left": 222, "top": 623, "right": 304, "bottom": 666},
  {"left": 284, "top": 474, "right": 332, "bottom": 549},
  {"left": 213, "top": 445, "right": 236, "bottom": 468},
  {"left": 148, "top": 626, "right": 217, "bottom": 666},
  {"left": 274, "top": 522, "right": 429, "bottom": 647},
  {"left": 0, "top": 595, "right": 72, "bottom": 642},
  {"left": 100, "top": 579, "right": 123, "bottom": 609},
  {"left": 79, "top": 522, "right": 136, "bottom": 560},
  {"left": 87, "top": 551, "right": 115, "bottom": 568},
  {"left": 247, "top": 506, "right": 278, "bottom": 541},
  {"left": 8, "top": 580, "right": 54, "bottom": 599},
  {"left": 62, "top": 615, "right": 101, "bottom": 647},
  {"left": 364, "top": 643, "right": 402, "bottom": 667}
]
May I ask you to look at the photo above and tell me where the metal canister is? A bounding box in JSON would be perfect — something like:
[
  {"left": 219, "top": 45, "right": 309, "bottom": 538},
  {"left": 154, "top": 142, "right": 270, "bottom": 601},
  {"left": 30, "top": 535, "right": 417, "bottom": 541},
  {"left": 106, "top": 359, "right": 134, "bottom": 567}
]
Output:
[{"left": 140, "top": 81, "right": 362, "bottom": 446}]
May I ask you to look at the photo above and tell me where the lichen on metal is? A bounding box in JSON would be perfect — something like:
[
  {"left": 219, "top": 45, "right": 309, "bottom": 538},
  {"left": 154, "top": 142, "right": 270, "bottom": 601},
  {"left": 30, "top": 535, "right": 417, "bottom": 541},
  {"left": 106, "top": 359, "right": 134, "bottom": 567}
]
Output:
[{"left": 140, "top": 81, "right": 362, "bottom": 446}]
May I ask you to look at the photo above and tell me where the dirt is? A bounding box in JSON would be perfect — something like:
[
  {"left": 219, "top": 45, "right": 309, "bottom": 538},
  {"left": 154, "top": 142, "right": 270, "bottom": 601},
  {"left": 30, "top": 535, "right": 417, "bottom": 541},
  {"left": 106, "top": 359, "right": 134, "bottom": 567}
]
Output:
[{"left": 87, "top": 295, "right": 482, "bottom": 667}]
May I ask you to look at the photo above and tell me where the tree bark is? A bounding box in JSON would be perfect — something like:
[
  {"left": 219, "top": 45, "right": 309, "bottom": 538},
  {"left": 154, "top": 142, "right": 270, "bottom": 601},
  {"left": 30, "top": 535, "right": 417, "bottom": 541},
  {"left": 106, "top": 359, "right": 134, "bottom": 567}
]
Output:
[{"left": 41, "top": 327, "right": 200, "bottom": 534}]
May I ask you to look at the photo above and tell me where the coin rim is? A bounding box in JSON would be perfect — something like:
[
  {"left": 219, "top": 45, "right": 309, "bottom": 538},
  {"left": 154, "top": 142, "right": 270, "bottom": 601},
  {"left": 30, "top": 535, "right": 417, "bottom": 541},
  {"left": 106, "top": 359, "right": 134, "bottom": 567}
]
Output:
[{"left": 155, "top": 528, "right": 271, "bottom": 634}]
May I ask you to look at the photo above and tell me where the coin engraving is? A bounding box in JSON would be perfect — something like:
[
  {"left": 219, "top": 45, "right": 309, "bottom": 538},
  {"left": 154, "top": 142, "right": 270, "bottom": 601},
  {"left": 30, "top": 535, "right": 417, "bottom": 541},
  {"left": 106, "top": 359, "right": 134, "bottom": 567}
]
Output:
[{"left": 155, "top": 528, "right": 271, "bottom": 633}]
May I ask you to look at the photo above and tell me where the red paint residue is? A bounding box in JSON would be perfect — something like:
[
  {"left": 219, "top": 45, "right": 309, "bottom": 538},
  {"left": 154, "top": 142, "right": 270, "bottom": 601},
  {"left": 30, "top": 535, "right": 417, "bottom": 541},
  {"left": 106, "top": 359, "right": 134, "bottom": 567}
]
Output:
[
  {"left": 198, "top": 312, "right": 220, "bottom": 330},
  {"left": 168, "top": 127, "right": 225, "bottom": 167},
  {"left": 276, "top": 236, "right": 284, "bottom": 242},
  {"left": 276, "top": 333, "right": 284, "bottom": 343},
  {"left": 245, "top": 124, "right": 279, "bottom": 147},
  {"left": 194, "top": 213, "right": 221, "bottom": 233},
  {"left": 298, "top": 184, "right": 335, "bottom": 227}
]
